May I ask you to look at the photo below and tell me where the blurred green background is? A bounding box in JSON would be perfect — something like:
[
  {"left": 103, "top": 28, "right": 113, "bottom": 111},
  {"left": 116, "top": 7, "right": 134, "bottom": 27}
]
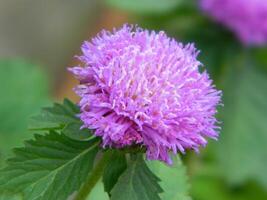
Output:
[{"left": 1, "top": 0, "right": 267, "bottom": 199}]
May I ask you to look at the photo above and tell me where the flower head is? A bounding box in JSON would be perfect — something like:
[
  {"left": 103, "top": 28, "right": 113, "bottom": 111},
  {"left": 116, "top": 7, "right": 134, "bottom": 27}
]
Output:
[
  {"left": 200, "top": 0, "right": 267, "bottom": 45},
  {"left": 69, "top": 24, "right": 221, "bottom": 164}
]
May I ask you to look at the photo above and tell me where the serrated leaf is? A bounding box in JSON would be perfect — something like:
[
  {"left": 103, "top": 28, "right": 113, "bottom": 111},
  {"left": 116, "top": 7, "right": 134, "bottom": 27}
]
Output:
[
  {"left": 29, "top": 99, "right": 79, "bottom": 131},
  {"left": 29, "top": 99, "right": 92, "bottom": 141},
  {"left": 110, "top": 154, "right": 163, "bottom": 200},
  {"left": 217, "top": 52, "right": 267, "bottom": 188},
  {"left": 63, "top": 123, "right": 93, "bottom": 141},
  {"left": 148, "top": 156, "right": 191, "bottom": 200},
  {"left": 105, "top": 0, "right": 182, "bottom": 14},
  {"left": 0, "top": 131, "right": 100, "bottom": 200},
  {"left": 102, "top": 151, "right": 127, "bottom": 195}
]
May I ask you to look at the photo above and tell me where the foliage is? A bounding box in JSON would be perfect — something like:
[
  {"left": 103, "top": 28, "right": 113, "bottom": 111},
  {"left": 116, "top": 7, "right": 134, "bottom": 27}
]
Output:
[
  {"left": 103, "top": 151, "right": 127, "bottom": 195},
  {"left": 0, "top": 60, "right": 50, "bottom": 168},
  {"left": 0, "top": 60, "right": 49, "bottom": 134},
  {"left": 148, "top": 156, "right": 191, "bottom": 200},
  {"left": 102, "top": 0, "right": 267, "bottom": 199},
  {"left": 217, "top": 51, "right": 267, "bottom": 189},
  {"left": 110, "top": 154, "right": 163, "bottom": 200},
  {"left": 0, "top": 132, "right": 99, "bottom": 200},
  {"left": 191, "top": 175, "right": 267, "bottom": 200},
  {"left": 29, "top": 99, "right": 92, "bottom": 141},
  {"left": 105, "top": 0, "right": 183, "bottom": 14},
  {"left": 0, "top": 100, "right": 190, "bottom": 200},
  {"left": 2, "top": 0, "right": 267, "bottom": 199}
]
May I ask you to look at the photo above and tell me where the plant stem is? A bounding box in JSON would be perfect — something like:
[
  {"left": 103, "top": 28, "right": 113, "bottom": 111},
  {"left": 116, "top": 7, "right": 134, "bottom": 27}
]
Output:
[{"left": 75, "top": 151, "right": 110, "bottom": 200}]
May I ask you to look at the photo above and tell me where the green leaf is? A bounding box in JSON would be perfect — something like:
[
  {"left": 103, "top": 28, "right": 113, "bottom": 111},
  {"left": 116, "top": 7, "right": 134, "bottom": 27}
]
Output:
[
  {"left": 191, "top": 174, "right": 267, "bottom": 200},
  {"left": 29, "top": 99, "right": 92, "bottom": 141},
  {"left": 0, "top": 192, "right": 23, "bottom": 200},
  {"left": 29, "top": 99, "right": 79, "bottom": 131},
  {"left": 63, "top": 123, "right": 93, "bottom": 141},
  {"left": 0, "top": 60, "right": 49, "bottom": 134},
  {"left": 148, "top": 156, "right": 191, "bottom": 200},
  {"left": 0, "top": 59, "right": 50, "bottom": 167},
  {"left": 0, "top": 131, "right": 100, "bottom": 200},
  {"left": 87, "top": 180, "right": 109, "bottom": 200},
  {"left": 110, "top": 154, "right": 163, "bottom": 200},
  {"left": 217, "top": 51, "right": 267, "bottom": 188},
  {"left": 103, "top": 151, "right": 127, "bottom": 195},
  {"left": 105, "top": 0, "right": 182, "bottom": 14},
  {"left": 251, "top": 47, "right": 267, "bottom": 72}
]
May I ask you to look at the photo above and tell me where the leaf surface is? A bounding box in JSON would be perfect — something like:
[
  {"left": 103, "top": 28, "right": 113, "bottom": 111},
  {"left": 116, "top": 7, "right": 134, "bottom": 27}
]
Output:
[
  {"left": 102, "top": 151, "right": 127, "bottom": 195},
  {"left": 217, "top": 52, "right": 267, "bottom": 188},
  {"left": 29, "top": 99, "right": 92, "bottom": 141},
  {"left": 0, "top": 60, "right": 50, "bottom": 167},
  {"left": 148, "top": 156, "right": 191, "bottom": 200},
  {"left": 111, "top": 154, "right": 163, "bottom": 200},
  {"left": 0, "top": 131, "right": 99, "bottom": 200}
]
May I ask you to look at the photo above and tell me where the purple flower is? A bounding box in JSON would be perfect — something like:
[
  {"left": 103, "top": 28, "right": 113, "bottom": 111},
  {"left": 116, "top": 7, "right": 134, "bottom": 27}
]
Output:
[
  {"left": 200, "top": 0, "right": 267, "bottom": 45},
  {"left": 69, "top": 24, "right": 221, "bottom": 164}
]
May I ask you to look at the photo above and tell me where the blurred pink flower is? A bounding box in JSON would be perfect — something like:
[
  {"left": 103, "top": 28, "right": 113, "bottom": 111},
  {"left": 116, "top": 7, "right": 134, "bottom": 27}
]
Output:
[
  {"left": 69, "top": 24, "right": 221, "bottom": 164},
  {"left": 201, "top": 0, "right": 267, "bottom": 45}
]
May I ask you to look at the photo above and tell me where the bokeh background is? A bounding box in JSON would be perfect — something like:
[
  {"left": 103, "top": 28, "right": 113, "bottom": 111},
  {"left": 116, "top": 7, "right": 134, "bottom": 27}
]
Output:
[{"left": 1, "top": 0, "right": 267, "bottom": 200}]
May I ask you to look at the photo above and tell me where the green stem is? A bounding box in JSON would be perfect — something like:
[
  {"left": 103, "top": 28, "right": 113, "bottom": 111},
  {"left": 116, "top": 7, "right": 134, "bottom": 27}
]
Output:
[{"left": 75, "top": 151, "right": 110, "bottom": 200}]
